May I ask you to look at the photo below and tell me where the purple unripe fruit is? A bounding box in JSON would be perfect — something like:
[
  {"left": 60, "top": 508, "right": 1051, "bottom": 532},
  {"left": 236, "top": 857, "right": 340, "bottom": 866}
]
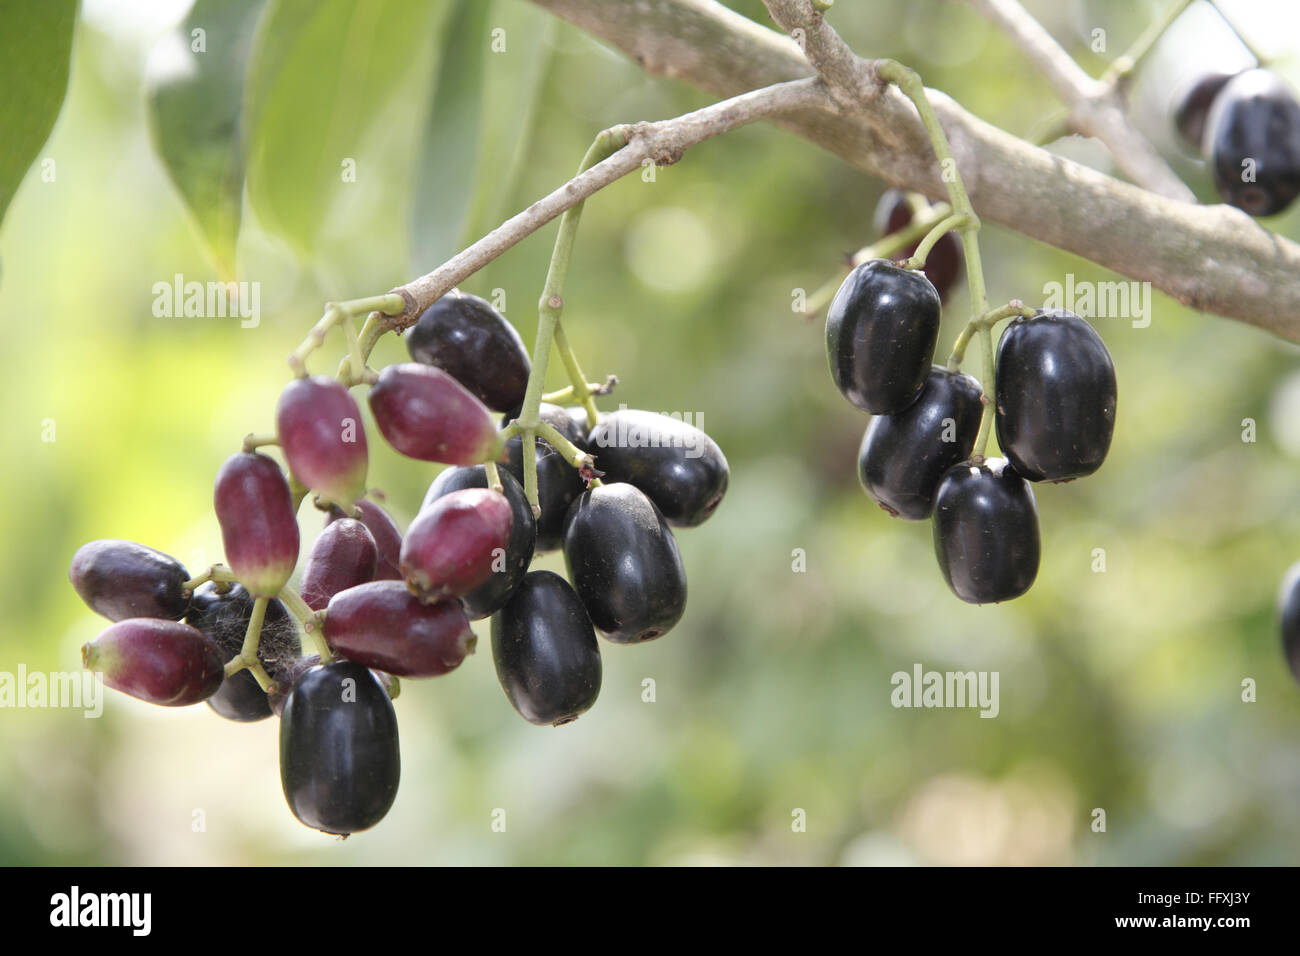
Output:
[
  {"left": 323, "top": 580, "right": 476, "bottom": 678},
  {"left": 82, "top": 618, "right": 226, "bottom": 706},
  {"left": 276, "top": 376, "right": 369, "bottom": 509},
  {"left": 400, "top": 488, "right": 513, "bottom": 602},
  {"left": 368, "top": 363, "right": 500, "bottom": 464},
  {"left": 69, "top": 539, "right": 191, "bottom": 621},
  {"left": 301, "top": 518, "right": 378, "bottom": 611},
  {"left": 326, "top": 498, "right": 404, "bottom": 581},
  {"left": 214, "top": 452, "right": 300, "bottom": 597}
]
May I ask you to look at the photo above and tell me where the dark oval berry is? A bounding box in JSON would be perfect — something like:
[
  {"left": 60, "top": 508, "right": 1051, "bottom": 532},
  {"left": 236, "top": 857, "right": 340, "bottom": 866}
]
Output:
[
  {"left": 268, "top": 654, "right": 320, "bottom": 717},
  {"left": 279, "top": 661, "right": 399, "bottom": 834},
  {"left": 873, "top": 190, "right": 962, "bottom": 302},
  {"left": 1279, "top": 562, "right": 1300, "bottom": 687},
  {"left": 932, "top": 458, "right": 1040, "bottom": 605},
  {"left": 368, "top": 363, "right": 499, "bottom": 464},
  {"left": 565, "top": 405, "right": 595, "bottom": 436},
  {"left": 207, "top": 671, "right": 272, "bottom": 722},
  {"left": 995, "top": 309, "right": 1117, "bottom": 482},
  {"left": 301, "top": 518, "right": 377, "bottom": 611},
  {"left": 423, "top": 465, "right": 536, "bottom": 620},
  {"left": 186, "top": 581, "right": 299, "bottom": 721},
  {"left": 276, "top": 376, "right": 368, "bottom": 509},
  {"left": 858, "top": 365, "right": 984, "bottom": 520},
  {"left": 826, "top": 259, "right": 941, "bottom": 414},
  {"left": 268, "top": 659, "right": 394, "bottom": 717},
  {"left": 82, "top": 618, "right": 225, "bottom": 706},
  {"left": 401, "top": 488, "right": 513, "bottom": 602},
  {"left": 214, "top": 452, "right": 300, "bottom": 597},
  {"left": 563, "top": 483, "right": 687, "bottom": 643},
  {"left": 491, "top": 570, "right": 601, "bottom": 726},
  {"left": 1206, "top": 69, "right": 1300, "bottom": 216},
  {"left": 587, "top": 409, "right": 729, "bottom": 528},
  {"left": 1173, "top": 71, "right": 1236, "bottom": 151},
  {"left": 323, "top": 580, "right": 476, "bottom": 678},
  {"left": 69, "top": 539, "right": 191, "bottom": 622},
  {"left": 405, "top": 290, "right": 531, "bottom": 413},
  {"left": 503, "top": 403, "right": 588, "bottom": 551},
  {"left": 327, "top": 498, "right": 403, "bottom": 581}
]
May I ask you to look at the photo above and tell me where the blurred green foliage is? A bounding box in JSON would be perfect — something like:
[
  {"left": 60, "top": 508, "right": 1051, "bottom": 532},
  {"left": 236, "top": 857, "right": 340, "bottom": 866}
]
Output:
[{"left": 2, "top": 0, "right": 1300, "bottom": 865}]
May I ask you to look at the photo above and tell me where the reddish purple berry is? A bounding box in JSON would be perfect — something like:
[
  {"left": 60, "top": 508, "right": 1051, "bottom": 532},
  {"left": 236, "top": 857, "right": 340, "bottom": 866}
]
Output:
[
  {"left": 327, "top": 498, "right": 403, "bottom": 581},
  {"left": 400, "top": 488, "right": 513, "bottom": 602},
  {"left": 368, "top": 363, "right": 499, "bottom": 464},
  {"left": 323, "top": 580, "right": 476, "bottom": 678},
  {"left": 214, "top": 452, "right": 300, "bottom": 597},
  {"left": 82, "top": 618, "right": 226, "bottom": 706},
  {"left": 301, "top": 518, "right": 378, "bottom": 611},
  {"left": 873, "top": 189, "right": 962, "bottom": 302},
  {"left": 276, "top": 376, "right": 369, "bottom": 509}
]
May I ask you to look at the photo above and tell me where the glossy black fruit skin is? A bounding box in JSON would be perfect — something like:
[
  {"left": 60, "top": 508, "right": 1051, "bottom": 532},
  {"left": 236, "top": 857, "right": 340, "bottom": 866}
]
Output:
[
  {"left": 491, "top": 571, "right": 601, "bottom": 726},
  {"left": 1206, "top": 69, "right": 1300, "bottom": 216},
  {"left": 563, "top": 483, "right": 687, "bottom": 643},
  {"left": 858, "top": 366, "right": 984, "bottom": 520},
  {"left": 423, "top": 465, "right": 536, "bottom": 619},
  {"left": 208, "top": 670, "right": 272, "bottom": 722},
  {"left": 587, "top": 409, "right": 729, "bottom": 528},
  {"left": 69, "top": 540, "right": 191, "bottom": 622},
  {"left": 873, "top": 190, "right": 962, "bottom": 302},
  {"left": 932, "top": 459, "right": 1040, "bottom": 605},
  {"left": 279, "top": 661, "right": 400, "bottom": 835},
  {"left": 995, "top": 310, "right": 1117, "bottom": 482},
  {"left": 1278, "top": 561, "right": 1300, "bottom": 686},
  {"left": 503, "top": 403, "right": 588, "bottom": 551},
  {"left": 826, "top": 259, "right": 942, "bottom": 414},
  {"left": 1173, "top": 71, "right": 1236, "bottom": 151},
  {"left": 406, "top": 290, "right": 531, "bottom": 413},
  {"left": 187, "top": 582, "right": 299, "bottom": 722}
]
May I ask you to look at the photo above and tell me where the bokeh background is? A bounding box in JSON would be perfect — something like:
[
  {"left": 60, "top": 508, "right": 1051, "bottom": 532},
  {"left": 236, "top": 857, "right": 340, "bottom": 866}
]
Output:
[{"left": 3, "top": 0, "right": 1300, "bottom": 865}]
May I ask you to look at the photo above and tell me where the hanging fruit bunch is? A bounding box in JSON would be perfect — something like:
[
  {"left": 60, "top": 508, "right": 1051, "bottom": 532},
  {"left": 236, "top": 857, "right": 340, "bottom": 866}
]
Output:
[
  {"left": 69, "top": 283, "right": 729, "bottom": 836},
  {"left": 817, "top": 59, "right": 1120, "bottom": 607}
]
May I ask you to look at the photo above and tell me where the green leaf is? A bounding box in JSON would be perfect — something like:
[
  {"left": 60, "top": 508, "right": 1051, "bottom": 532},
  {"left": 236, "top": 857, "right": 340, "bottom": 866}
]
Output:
[
  {"left": 243, "top": 0, "right": 441, "bottom": 257},
  {"left": 0, "top": 0, "right": 77, "bottom": 231},
  {"left": 460, "top": 0, "right": 555, "bottom": 248},
  {"left": 409, "top": 0, "right": 491, "bottom": 273},
  {"left": 146, "top": 0, "right": 266, "bottom": 281},
  {"left": 409, "top": 0, "right": 555, "bottom": 274}
]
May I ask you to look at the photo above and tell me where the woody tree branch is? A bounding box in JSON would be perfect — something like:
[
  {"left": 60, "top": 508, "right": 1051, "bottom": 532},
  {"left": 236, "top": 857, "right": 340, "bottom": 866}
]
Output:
[
  {"left": 527, "top": 0, "right": 1300, "bottom": 343},
  {"left": 371, "top": 78, "right": 831, "bottom": 338},
  {"left": 965, "top": 0, "right": 1194, "bottom": 201}
]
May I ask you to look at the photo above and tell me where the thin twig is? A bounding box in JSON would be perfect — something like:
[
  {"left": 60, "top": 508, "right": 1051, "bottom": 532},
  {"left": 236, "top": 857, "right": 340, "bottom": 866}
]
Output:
[
  {"left": 530, "top": 0, "right": 1300, "bottom": 339},
  {"left": 964, "top": 0, "right": 1193, "bottom": 201},
  {"left": 380, "top": 78, "right": 831, "bottom": 335}
]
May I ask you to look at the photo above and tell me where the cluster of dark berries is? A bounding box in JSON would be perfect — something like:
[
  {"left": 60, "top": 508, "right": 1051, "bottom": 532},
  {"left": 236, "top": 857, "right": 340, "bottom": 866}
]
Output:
[
  {"left": 1174, "top": 68, "right": 1300, "bottom": 217},
  {"left": 68, "top": 290, "right": 728, "bottom": 835},
  {"left": 826, "top": 253, "right": 1117, "bottom": 604}
]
